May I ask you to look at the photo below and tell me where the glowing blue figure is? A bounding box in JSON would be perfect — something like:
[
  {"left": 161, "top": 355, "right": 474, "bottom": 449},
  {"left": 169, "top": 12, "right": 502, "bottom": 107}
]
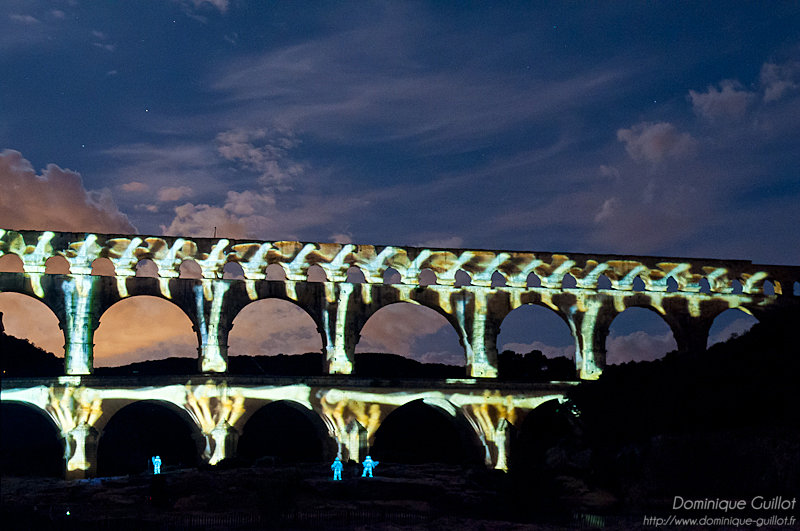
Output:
[
  {"left": 152, "top": 455, "right": 162, "bottom": 475},
  {"left": 331, "top": 457, "right": 343, "bottom": 481},
  {"left": 361, "top": 455, "right": 379, "bottom": 478}
]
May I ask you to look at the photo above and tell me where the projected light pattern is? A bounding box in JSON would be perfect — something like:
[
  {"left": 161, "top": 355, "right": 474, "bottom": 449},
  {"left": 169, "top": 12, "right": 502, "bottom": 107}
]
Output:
[
  {"left": 0, "top": 229, "right": 798, "bottom": 380},
  {"left": 1, "top": 378, "right": 573, "bottom": 477}
]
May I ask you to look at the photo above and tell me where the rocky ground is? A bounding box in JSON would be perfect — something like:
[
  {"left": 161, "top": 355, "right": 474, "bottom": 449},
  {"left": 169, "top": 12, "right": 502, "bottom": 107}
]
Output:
[{"left": 1, "top": 463, "right": 629, "bottom": 530}]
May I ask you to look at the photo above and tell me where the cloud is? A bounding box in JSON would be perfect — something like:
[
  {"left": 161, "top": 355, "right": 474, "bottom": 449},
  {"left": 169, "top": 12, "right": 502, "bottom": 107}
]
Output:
[
  {"left": 760, "top": 61, "right": 800, "bottom": 102},
  {"left": 158, "top": 185, "right": 193, "bottom": 202},
  {"left": 9, "top": 14, "right": 39, "bottom": 24},
  {"left": 606, "top": 330, "right": 677, "bottom": 364},
  {"left": 689, "top": 80, "right": 753, "bottom": 121},
  {"left": 49, "top": 10, "right": 66, "bottom": 20},
  {"left": 356, "top": 304, "right": 448, "bottom": 357},
  {"left": 616, "top": 122, "right": 695, "bottom": 163},
  {"left": 594, "top": 197, "right": 619, "bottom": 223},
  {"left": 93, "top": 297, "right": 198, "bottom": 366},
  {"left": 216, "top": 128, "right": 303, "bottom": 189},
  {"left": 121, "top": 181, "right": 148, "bottom": 192},
  {"left": 228, "top": 299, "right": 322, "bottom": 356},
  {"left": 186, "top": 0, "right": 229, "bottom": 13},
  {"left": 0, "top": 150, "right": 135, "bottom": 233}
]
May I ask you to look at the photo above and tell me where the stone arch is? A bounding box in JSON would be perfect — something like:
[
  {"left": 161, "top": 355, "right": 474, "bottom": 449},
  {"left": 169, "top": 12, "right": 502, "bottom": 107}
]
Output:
[
  {"left": 0, "top": 401, "right": 65, "bottom": 477},
  {"left": 707, "top": 307, "right": 758, "bottom": 347},
  {"left": 369, "top": 399, "right": 484, "bottom": 464},
  {"left": 562, "top": 273, "right": 577, "bottom": 289},
  {"left": 0, "top": 253, "right": 24, "bottom": 272},
  {"left": 496, "top": 303, "right": 576, "bottom": 379},
  {"left": 763, "top": 280, "right": 775, "bottom": 296},
  {"left": 491, "top": 271, "right": 507, "bottom": 287},
  {"left": 346, "top": 265, "right": 366, "bottom": 283},
  {"left": 633, "top": 276, "right": 646, "bottom": 292},
  {"left": 666, "top": 277, "right": 679, "bottom": 293},
  {"left": 135, "top": 258, "right": 158, "bottom": 277},
  {"left": 96, "top": 399, "right": 202, "bottom": 476},
  {"left": 383, "top": 267, "right": 401, "bottom": 284},
  {"left": 237, "top": 400, "right": 334, "bottom": 463},
  {"left": 266, "top": 262, "right": 287, "bottom": 280},
  {"left": 0, "top": 291, "right": 65, "bottom": 361},
  {"left": 605, "top": 305, "right": 678, "bottom": 364},
  {"left": 699, "top": 277, "right": 711, "bottom": 294},
  {"left": 91, "top": 257, "right": 115, "bottom": 276},
  {"left": 307, "top": 264, "right": 327, "bottom": 282},
  {"left": 228, "top": 297, "right": 325, "bottom": 358},
  {"left": 355, "top": 301, "right": 466, "bottom": 369},
  {"left": 794, "top": 281, "right": 800, "bottom": 296},
  {"left": 597, "top": 274, "right": 612, "bottom": 290},
  {"left": 512, "top": 399, "right": 575, "bottom": 473},
  {"left": 527, "top": 272, "right": 541, "bottom": 288},
  {"left": 419, "top": 268, "right": 437, "bottom": 286},
  {"left": 94, "top": 295, "right": 198, "bottom": 368},
  {"left": 223, "top": 261, "right": 244, "bottom": 280},
  {"left": 45, "top": 255, "right": 69, "bottom": 275},
  {"left": 455, "top": 269, "right": 472, "bottom": 287},
  {"left": 179, "top": 259, "right": 202, "bottom": 279}
]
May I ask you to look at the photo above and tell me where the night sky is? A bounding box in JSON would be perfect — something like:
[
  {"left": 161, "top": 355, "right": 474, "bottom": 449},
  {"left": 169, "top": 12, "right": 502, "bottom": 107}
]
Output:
[{"left": 1, "top": 1, "right": 798, "bottom": 366}]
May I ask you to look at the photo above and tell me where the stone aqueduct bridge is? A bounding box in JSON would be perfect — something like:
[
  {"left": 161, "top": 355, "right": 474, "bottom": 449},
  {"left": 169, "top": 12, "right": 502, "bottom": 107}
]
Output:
[{"left": 1, "top": 229, "right": 798, "bottom": 479}]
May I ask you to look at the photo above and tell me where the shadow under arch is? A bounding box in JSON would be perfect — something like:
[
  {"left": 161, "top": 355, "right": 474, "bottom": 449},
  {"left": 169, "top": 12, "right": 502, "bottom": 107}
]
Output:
[
  {"left": 93, "top": 294, "right": 198, "bottom": 369},
  {"left": 707, "top": 307, "right": 758, "bottom": 348},
  {"left": 0, "top": 402, "right": 64, "bottom": 477},
  {"left": 511, "top": 399, "right": 575, "bottom": 473},
  {"left": 369, "top": 399, "right": 484, "bottom": 465},
  {"left": 354, "top": 300, "right": 466, "bottom": 374},
  {"left": 604, "top": 306, "right": 678, "bottom": 364},
  {"left": 97, "top": 399, "right": 202, "bottom": 476},
  {"left": 496, "top": 303, "right": 576, "bottom": 380},
  {"left": 0, "top": 291, "right": 65, "bottom": 368},
  {"left": 237, "top": 400, "right": 333, "bottom": 463}
]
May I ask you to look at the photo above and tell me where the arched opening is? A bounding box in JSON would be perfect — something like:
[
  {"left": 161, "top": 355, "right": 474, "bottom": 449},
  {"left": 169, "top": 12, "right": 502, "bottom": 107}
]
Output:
[
  {"left": 91, "top": 257, "right": 115, "bottom": 276},
  {"left": 93, "top": 296, "right": 197, "bottom": 371},
  {"left": 0, "top": 403, "right": 64, "bottom": 477},
  {"left": 491, "top": 271, "right": 507, "bottom": 287},
  {"left": 370, "top": 400, "right": 483, "bottom": 465},
  {"left": 223, "top": 261, "right": 244, "bottom": 280},
  {"left": 355, "top": 302, "right": 464, "bottom": 376},
  {"left": 0, "top": 253, "right": 24, "bottom": 272},
  {"left": 633, "top": 276, "right": 646, "bottom": 292},
  {"left": 266, "top": 263, "right": 287, "bottom": 280},
  {"left": 418, "top": 268, "right": 437, "bottom": 286},
  {"left": 707, "top": 308, "right": 758, "bottom": 347},
  {"left": 562, "top": 273, "right": 576, "bottom": 289},
  {"left": 763, "top": 280, "right": 775, "bottom": 296},
  {"left": 237, "top": 401, "right": 330, "bottom": 463},
  {"left": 0, "top": 292, "right": 64, "bottom": 375},
  {"left": 698, "top": 278, "right": 711, "bottom": 294},
  {"left": 597, "top": 274, "right": 612, "bottom": 290},
  {"left": 179, "top": 260, "right": 202, "bottom": 279},
  {"left": 667, "top": 277, "right": 678, "bottom": 293},
  {"left": 97, "top": 400, "right": 200, "bottom": 476},
  {"left": 496, "top": 304, "right": 576, "bottom": 380},
  {"left": 383, "top": 267, "right": 401, "bottom": 284},
  {"left": 606, "top": 307, "right": 677, "bottom": 364},
  {"left": 732, "top": 279, "right": 743, "bottom": 294},
  {"left": 526, "top": 272, "right": 541, "bottom": 288},
  {"left": 512, "top": 400, "right": 576, "bottom": 475},
  {"left": 135, "top": 259, "right": 158, "bottom": 277},
  {"left": 45, "top": 255, "right": 69, "bottom": 275},
  {"left": 228, "top": 298, "right": 323, "bottom": 375},
  {"left": 346, "top": 266, "right": 366, "bottom": 283},
  {"left": 794, "top": 281, "right": 800, "bottom": 296},
  {"left": 454, "top": 269, "right": 471, "bottom": 287},
  {"left": 307, "top": 264, "right": 327, "bottom": 282}
]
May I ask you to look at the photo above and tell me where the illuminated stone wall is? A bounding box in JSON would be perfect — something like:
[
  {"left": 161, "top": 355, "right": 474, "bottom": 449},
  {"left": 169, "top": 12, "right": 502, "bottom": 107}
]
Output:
[
  {"left": 1, "top": 375, "right": 573, "bottom": 477},
  {"left": 1, "top": 229, "right": 798, "bottom": 379}
]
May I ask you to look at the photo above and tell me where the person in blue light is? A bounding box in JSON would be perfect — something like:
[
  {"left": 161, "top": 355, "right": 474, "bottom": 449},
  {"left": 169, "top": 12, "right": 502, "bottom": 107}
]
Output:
[
  {"left": 152, "top": 455, "right": 162, "bottom": 475},
  {"left": 361, "top": 455, "right": 379, "bottom": 478},
  {"left": 331, "top": 457, "right": 343, "bottom": 481}
]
